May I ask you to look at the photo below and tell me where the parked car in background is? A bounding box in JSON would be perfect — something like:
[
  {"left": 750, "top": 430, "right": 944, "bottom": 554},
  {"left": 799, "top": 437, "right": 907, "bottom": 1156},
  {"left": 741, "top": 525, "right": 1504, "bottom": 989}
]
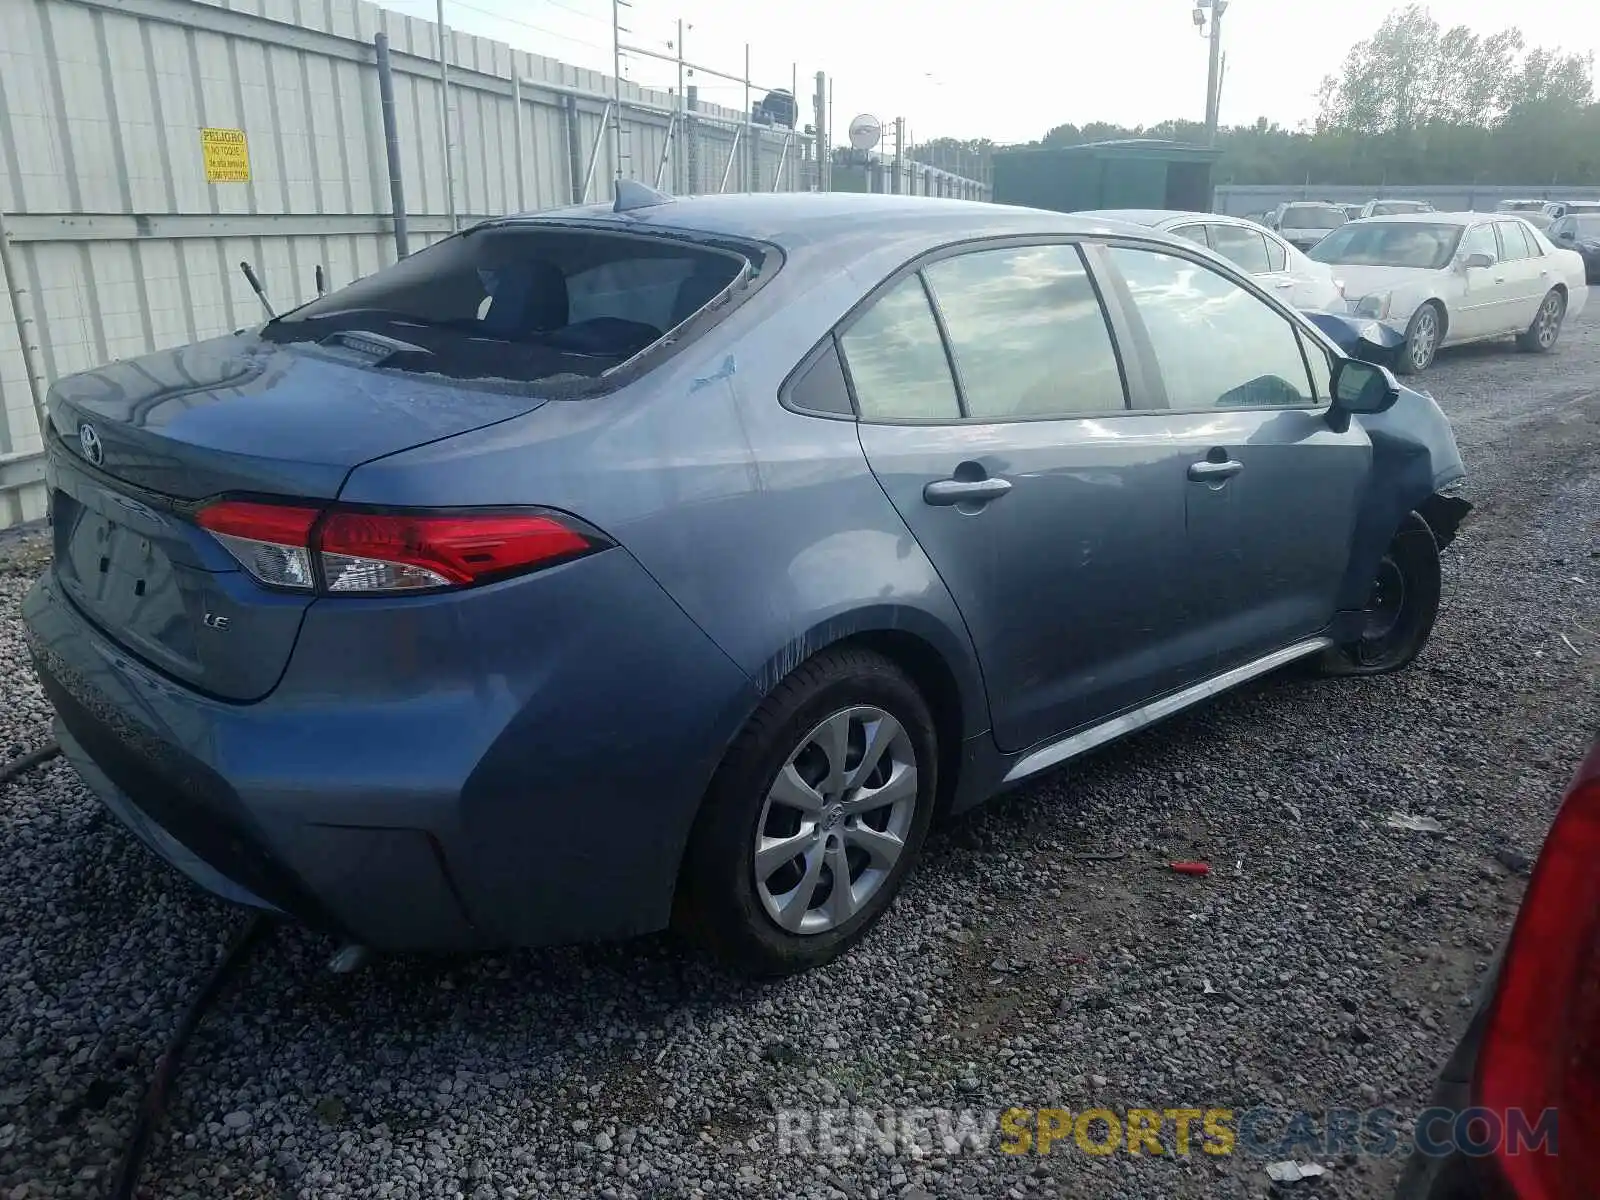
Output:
[
  {"left": 1493, "top": 200, "right": 1555, "bottom": 231},
  {"left": 1395, "top": 737, "right": 1600, "bottom": 1200},
  {"left": 1548, "top": 213, "right": 1600, "bottom": 282},
  {"left": 1079, "top": 209, "right": 1343, "bottom": 310},
  {"left": 1361, "top": 199, "right": 1434, "bottom": 218},
  {"left": 21, "top": 191, "right": 1472, "bottom": 977},
  {"left": 1308, "top": 212, "right": 1588, "bottom": 373},
  {"left": 1272, "top": 201, "right": 1348, "bottom": 251},
  {"left": 1542, "top": 199, "right": 1600, "bottom": 221}
]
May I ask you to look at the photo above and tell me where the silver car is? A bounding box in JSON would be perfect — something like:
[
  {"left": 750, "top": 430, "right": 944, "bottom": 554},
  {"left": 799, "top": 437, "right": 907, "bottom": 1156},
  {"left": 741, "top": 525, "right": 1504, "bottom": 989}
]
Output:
[{"left": 24, "top": 189, "right": 1470, "bottom": 977}]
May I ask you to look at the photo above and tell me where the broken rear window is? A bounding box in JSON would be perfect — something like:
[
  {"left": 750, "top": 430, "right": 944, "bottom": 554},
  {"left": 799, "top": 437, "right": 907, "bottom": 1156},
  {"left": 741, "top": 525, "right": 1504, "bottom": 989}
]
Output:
[{"left": 262, "top": 226, "right": 753, "bottom": 386}]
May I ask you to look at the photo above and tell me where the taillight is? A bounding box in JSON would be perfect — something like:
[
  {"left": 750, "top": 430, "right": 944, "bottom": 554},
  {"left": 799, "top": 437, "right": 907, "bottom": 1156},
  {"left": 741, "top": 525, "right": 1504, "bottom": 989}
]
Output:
[
  {"left": 195, "top": 500, "right": 601, "bottom": 595},
  {"left": 1475, "top": 742, "right": 1600, "bottom": 1197},
  {"left": 196, "top": 501, "right": 320, "bottom": 590}
]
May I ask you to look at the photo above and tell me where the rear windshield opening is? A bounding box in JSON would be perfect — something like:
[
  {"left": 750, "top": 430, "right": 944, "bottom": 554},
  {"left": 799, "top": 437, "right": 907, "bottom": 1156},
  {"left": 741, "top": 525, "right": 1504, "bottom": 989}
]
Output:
[{"left": 262, "top": 226, "right": 754, "bottom": 385}]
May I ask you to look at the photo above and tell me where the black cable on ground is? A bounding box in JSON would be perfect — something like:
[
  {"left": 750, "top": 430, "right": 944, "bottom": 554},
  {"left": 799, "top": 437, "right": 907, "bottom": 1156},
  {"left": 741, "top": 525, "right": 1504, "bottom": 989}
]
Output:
[
  {"left": 0, "top": 740, "right": 61, "bottom": 787},
  {"left": 108, "top": 913, "right": 275, "bottom": 1200}
]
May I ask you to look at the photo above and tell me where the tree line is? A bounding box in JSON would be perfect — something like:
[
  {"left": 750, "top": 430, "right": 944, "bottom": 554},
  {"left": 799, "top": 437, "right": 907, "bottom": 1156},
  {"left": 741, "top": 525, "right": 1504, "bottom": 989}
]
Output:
[{"left": 911, "top": 6, "right": 1600, "bottom": 187}]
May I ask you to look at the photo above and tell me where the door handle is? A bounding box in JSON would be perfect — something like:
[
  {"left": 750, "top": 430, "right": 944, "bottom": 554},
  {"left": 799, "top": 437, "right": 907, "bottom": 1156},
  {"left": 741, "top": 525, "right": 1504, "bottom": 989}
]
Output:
[
  {"left": 1274, "top": 279, "right": 1295, "bottom": 288},
  {"left": 923, "top": 477, "right": 1013, "bottom": 506},
  {"left": 1188, "top": 459, "right": 1244, "bottom": 482},
  {"left": 1494, "top": 276, "right": 1505, "bottom": 283}
]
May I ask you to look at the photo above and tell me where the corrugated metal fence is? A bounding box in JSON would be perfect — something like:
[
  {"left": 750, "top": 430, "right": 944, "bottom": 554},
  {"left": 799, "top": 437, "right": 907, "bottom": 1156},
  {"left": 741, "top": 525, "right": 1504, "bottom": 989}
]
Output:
[{"left": 0, "top": 0, "right": 940, "bottom": 527}]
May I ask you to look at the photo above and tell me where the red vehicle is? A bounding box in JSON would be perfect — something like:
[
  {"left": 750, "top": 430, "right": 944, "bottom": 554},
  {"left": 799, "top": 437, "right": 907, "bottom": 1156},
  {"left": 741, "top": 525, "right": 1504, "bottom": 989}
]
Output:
[{"left": 1398, "top": 738, "right": 1600, "bottom": 1198}]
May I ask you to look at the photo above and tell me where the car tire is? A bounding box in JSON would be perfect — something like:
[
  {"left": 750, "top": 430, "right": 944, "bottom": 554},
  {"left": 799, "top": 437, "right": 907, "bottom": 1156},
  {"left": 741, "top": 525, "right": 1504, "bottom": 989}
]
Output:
[
  {"left": 1320, "top": 511, "right": 1441, "bottom": 676},
  {"left": 1396, "top": 302, "right": 1443, "bottom": 375},
  {"left": 674, "top": 646, "right": 938, "bottom": 977},
  {"left": 1516, "top": 288, "right": 1566, "bottom": 353}
]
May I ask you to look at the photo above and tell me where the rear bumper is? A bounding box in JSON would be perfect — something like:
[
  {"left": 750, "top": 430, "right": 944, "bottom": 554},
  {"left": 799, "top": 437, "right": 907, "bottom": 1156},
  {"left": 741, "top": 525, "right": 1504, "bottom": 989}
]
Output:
[{"left": 23, "top": 551, "right": 757, "bottom": 951}]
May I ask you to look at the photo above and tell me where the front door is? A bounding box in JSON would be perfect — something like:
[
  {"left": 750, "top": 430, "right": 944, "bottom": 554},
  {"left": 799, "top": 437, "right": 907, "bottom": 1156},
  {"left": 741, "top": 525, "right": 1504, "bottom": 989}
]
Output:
[
  {"left": 1099, "top": 244, "right": 1371, "bottom": 670},
  {"left": 1451, "top": 221, "right": 1508, "bottom": 340},
  {"left": 842, "top": 244, "right": 1213, "bottom": 754}
]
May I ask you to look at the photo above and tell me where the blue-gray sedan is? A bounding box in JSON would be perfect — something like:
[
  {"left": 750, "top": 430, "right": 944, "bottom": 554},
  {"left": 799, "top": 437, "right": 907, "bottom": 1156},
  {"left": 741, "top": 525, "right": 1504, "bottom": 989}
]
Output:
[{"left": 22, "top": 190, "right": 1471, "bottom": 976}]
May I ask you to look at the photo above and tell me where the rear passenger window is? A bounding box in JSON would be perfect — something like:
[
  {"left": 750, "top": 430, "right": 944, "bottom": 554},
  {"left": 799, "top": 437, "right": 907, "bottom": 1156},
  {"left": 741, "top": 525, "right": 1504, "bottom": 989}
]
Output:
[
  {"left": 1207, "top": 225, "right": 1271, "bottom": 274},
  {"left": 1108, "top": 246, "right": 1317, "bottom": 412},
  {"left": 922, "top": 244, "right": 1126, "bottom": 419},
  {"left": 1171, "top": 225, "right": 1209, "bottom": 247},
  {"left": 839, "top": 276, "right": 961, "bottom": 420}
]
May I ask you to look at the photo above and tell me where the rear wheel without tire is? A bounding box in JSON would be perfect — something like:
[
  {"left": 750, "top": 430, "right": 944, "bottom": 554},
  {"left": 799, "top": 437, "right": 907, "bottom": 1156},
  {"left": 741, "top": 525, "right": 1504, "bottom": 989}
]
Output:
[
  {"left": 1396, "top": 302, "right": 1443, "bottom": 375},
  {"left": 1320, "top": 511, "right": 1441, "bottom": 675},
  {"left": 675, "top": 647, "right": 938, "bottom": 977},
  {"left": 1516, "top": 288, "right": 1566, "bottom": 353}
]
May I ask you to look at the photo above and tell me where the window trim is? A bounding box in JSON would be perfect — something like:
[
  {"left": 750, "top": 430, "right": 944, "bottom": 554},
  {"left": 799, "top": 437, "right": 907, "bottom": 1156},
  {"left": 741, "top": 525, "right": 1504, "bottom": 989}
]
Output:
[
  {"left": 826, "top": 234, "right": 1145, "bottom": 427},
  {"left": 1494, "top": 220, "right": 1534, "bottom": 262},
  {"left": 1094, "top": 238, "right": 1331, "bottom": 414},
  {"left": 1262, "top": 231, "right": 1290, "bottom": 272}
]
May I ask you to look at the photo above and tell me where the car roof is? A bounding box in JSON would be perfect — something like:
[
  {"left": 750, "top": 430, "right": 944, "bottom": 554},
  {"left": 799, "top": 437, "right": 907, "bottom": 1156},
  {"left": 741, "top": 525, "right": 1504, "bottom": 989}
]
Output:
[
  {"left": 1349, "top": 211, "right": 1505, "bottom": 226},
  {"left": 1077, "top": 208, "right": 1261, "bottom": 229},
  {"left": 487, "top": 192, "right": 1158, "bottom": 250}
]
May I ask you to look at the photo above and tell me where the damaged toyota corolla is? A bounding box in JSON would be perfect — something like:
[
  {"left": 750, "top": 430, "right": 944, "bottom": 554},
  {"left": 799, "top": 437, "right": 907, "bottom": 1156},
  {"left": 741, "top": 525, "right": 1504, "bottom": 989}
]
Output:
[{"left": 22, "top": 188, "right": 1471, "bottom": 977}]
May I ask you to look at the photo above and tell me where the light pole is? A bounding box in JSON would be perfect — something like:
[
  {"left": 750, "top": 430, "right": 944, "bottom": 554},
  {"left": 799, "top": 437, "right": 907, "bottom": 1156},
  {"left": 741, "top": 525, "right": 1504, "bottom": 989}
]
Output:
[{"left": 1194, "top": 0, "right": 1228, "bottom": 143}]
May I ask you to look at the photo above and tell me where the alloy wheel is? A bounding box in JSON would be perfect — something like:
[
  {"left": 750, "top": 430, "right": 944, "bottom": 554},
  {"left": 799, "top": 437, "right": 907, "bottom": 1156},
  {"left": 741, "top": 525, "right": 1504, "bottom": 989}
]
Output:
[
  {"left": 753, "top": 706, "right": 919, "bottom": 935},
  {"left": 1409, "top": 309, "right": 1437, "bottom": 371},
  {"left": 1537, "top": 293, "right": 1564, "bottom": 349}
]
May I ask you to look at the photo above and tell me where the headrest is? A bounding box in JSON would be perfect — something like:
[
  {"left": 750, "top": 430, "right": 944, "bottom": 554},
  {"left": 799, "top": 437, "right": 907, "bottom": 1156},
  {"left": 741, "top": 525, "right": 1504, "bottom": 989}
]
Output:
[{"left": 480, "top": 260, "right": 568, "bottom": 340}]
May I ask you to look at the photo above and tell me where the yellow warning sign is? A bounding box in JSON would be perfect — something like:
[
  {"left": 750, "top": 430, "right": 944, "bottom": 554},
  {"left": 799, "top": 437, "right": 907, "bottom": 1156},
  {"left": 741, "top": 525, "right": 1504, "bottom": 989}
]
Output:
[{"left": 201, "top": 127, "right": 251, "bottom": 183}]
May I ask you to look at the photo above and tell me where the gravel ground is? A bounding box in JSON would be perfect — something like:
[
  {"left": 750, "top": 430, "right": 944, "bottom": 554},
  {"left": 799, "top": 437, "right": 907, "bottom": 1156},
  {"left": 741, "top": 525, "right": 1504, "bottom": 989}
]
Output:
[{"left": 3, "top": 301, "right": 1599, "bottom": 1200}]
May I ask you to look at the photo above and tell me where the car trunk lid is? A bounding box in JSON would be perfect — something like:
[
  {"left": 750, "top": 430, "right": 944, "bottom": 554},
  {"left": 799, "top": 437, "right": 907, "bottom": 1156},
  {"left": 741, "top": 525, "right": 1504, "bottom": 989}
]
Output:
[{"left": 45, "top": 333, "right": 549, "bottom": 702}]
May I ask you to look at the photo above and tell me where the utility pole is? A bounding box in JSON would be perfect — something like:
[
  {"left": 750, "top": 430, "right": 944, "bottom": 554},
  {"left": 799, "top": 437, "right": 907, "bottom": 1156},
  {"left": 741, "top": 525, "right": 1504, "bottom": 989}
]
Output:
[
  {"left": 1199, "top": 0, "right": 1229, "bottom": 143},
  {"left": 436, "top": 0, "right": 457, "bottom": 231},
  {"left": 893, "top": 117, "right": 904, "bottom": 195},
  {"left": 612, "top": 0, "right": 627, "bottom": 181}
]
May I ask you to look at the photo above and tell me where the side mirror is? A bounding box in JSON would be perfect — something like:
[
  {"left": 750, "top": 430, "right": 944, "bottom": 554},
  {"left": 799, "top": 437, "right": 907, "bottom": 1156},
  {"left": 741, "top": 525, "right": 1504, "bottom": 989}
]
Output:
[
  {"left": 1331, "top": 358, "right": 1400, "bottom": 417},
  {"left": 1461, "top": 251, "right": 1494, "bottom": 270}
]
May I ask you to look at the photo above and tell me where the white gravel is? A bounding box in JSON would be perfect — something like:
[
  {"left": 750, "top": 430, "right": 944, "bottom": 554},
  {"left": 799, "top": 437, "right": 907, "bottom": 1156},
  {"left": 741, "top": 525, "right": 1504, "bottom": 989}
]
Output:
[{"left": 3, "top": 299, "right": 1599, "bottom": 1200}]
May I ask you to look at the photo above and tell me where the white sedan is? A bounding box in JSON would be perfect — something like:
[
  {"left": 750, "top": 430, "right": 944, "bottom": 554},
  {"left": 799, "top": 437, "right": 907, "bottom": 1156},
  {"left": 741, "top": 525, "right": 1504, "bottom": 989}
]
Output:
[
  {"left": 1307, "top": 212, "right": 1589, "bottom": 373},
  {"left": 1079, "top": 209, "right": 1344, "bottom": 311}
]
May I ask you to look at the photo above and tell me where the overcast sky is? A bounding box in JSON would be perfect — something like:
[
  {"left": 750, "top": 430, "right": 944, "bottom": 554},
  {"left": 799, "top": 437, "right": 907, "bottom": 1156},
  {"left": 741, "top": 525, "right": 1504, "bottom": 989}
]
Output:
[{"left": 377, "top": 0, "right": 1600, "bottom": 146}]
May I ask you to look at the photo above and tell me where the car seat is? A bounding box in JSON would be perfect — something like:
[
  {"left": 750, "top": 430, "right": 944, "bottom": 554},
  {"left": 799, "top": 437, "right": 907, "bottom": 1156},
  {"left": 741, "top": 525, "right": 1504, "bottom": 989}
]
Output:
[{"left": 479, "top": 260, "right": 569, "bottom": 340}]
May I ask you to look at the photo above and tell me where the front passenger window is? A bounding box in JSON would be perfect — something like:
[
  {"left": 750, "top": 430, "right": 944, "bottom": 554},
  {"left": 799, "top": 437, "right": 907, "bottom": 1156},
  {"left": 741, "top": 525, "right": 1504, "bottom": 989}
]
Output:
[
  {"left": 1107, "top": 246, "right": 1318, "bottom": 412},
  {"left": 1460, "top": 223, "right": 1498, "bottom": 261},
  {"left": 838, "top": 276, "right": 961, "bottom": 420}
]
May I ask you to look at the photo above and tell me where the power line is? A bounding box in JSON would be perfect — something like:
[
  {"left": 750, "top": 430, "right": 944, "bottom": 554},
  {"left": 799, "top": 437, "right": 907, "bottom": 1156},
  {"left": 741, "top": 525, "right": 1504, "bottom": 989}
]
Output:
[{"left": 383, "top": 0, "right": 614, "bottom": 55}]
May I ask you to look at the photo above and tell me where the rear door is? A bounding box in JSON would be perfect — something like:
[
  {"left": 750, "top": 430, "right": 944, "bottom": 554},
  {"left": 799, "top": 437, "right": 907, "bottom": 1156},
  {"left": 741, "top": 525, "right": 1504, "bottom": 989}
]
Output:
[
  {"left": 1207, "top": 222, "right": 1300, "bottom": 301},
  {"left": 847, "top": 242, "right": 1207, "bottom": 753},
  {"left": 1493, "top": 220, "right": 1555, "bottom": 331},
  {"left": 1097, "top": 244, "right": 1370, "bottom": 670}
]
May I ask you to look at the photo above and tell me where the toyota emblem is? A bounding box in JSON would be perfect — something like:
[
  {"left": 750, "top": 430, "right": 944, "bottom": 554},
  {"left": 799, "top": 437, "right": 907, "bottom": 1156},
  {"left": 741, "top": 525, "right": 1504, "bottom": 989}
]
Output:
[{"left": 78, "top": 423, "right": 104, "bottom": 467}]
